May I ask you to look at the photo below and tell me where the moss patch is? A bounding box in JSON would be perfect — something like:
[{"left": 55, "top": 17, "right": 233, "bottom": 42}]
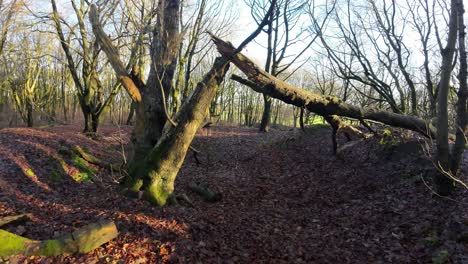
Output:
[
  {"left": 71, "top": 155, "right": 96, "bottom": 183},
  {"left": 24, "top": 169, "right": 36, "bottom": 177},
  {"left": 145, "top": 173, "right": 171, "bottom": 206},
  {"left": 0, "top": 229, "right": 31, "bottom": 257},
  {"left": 35, "top": 239, "right": 64, "bottom": 256}
]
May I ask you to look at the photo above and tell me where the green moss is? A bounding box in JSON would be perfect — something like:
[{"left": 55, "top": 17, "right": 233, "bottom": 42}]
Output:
[
  {"left": 81, "top": 145, "right": 90, "bottom": 153},
  {"left": 129, "top": 179, "right": 143, "bottom": 192},
  {"left": 0, "top": 229, "right": 31, "bottom": 257},
  {"left": 73, "top": 172, "right": 93, "bottom": 183},
  {"left": 382, "top": 128, "right": 392, "bottom": 136},
  {"left": 35, "top": 239, "right": 64, "bottom": 256},
  {"left": 24, "top": 169, "right": 36, "bottom": 177},
  {"left": 71, "top": 155, "right": 96, "bottom": 182},
  {"left": 72, "top": 156, "right": 97, "bottom": 174},
  {"left": 145, "top": 173, "right": 171, "bottom": 206}
]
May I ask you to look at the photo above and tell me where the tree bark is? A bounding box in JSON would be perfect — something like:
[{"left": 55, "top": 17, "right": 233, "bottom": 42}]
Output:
[
  {"left": 132, "top": 0, "right": 181, "bottom": 161},
  {"left": 90, "top": 1, "right": 275, "bottom": 206},
  {"left": 26, "top": 99, "right": 33, "bottom": 127},
  {"left": 435, "top": 0, "right": 458, "bottom": 195},
  {"left": 259, "top": 94, "right": 272, "bottom": 132},
  {"left": 210, "top": 35, "right": 436, "bottom": 137},
  {"left": 126, "top": 101, "right": 136, "bottom": 125},
  {"left": 299, "top": 107, "right": 305, "bottom": 131},
  {"left": 449, "top": 0, "right": 468, "bottom": 186},
  {"left": 126, "top": 58, "right": 229, "bottom": 206},
  {"left": 90, "top": 1, "right": 181, "bottom": 161}
]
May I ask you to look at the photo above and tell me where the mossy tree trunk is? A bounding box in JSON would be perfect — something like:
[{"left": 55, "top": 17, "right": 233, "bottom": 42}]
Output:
[
  {"left": 91, "top": 0, "right": 274, "bottom": 205},
  {"left": 127, "top": 58, "right": 229, "bottom": 205},
  {"left": 130, "top": 0, "right": 181, "bottom": 161},
  {"left": 0, "top": 220, "right": 117, "bottom": 257},
  {"left": 90, "top": 3, "right": 227, "bottom": 205}
]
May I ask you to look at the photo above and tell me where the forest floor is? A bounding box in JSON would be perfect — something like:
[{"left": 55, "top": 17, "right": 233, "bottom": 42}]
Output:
[{"left": 0, "top": 124, "right": 467, "bottom": 263}]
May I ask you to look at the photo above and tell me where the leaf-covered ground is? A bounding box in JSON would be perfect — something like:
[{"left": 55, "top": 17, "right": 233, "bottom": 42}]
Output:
[{"left": 0, "top": 124, "right": 467, "bottom": 263}]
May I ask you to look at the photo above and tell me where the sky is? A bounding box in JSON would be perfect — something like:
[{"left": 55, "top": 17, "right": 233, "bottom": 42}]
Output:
[
  {"left": 25, "top": 0, "right": 468, "bottom": 72},
  {"left": 232, "top": 0, "right": 468, "bottom": 70}
]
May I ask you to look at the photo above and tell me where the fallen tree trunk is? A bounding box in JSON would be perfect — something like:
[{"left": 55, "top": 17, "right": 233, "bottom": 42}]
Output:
[
  {"left": 212, "top": 35, "right": 436, "bottom": 138},
  {"left": 0, "top": 220, "right": 118, "bottom": 257}
]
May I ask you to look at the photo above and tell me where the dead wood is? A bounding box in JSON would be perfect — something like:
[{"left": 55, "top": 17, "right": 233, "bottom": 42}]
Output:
[{"left": 210, "top": 35, "right": 436, "bottom": 138}]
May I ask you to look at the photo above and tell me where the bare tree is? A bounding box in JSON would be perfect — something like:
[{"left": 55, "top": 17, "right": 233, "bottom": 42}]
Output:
[
  {"left": 0, "top": 0, "right": 19, "bottom": 56},
  {"left": 435, "top": 0, "right": 467, "bottom": 195},
  {"left": 247, "top": 0, "right": 322, "bottom": 132}
]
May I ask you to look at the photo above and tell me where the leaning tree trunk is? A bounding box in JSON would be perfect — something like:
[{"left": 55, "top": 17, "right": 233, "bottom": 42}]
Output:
[
  {"left": 126, "top": 58, "right": 229, "bottom": 206},
  {"left": 211, "top": 35, "right": 437, "bottom": 138}
]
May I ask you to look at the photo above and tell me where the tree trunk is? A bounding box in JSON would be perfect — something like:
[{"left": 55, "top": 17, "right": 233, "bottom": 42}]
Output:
[
  {"left": 91, "top": 113, "right": 99, "bottom": 133},
  {"left": 83, "top": 110, "right": 91, "bottom": 133},
  {"left": 125, "top": 57, "right": 229, "bottom": 206},
  {"left": 126, "top": 101, "right": 136, "bottom": 125},
  {"left": 131, "top": 98, "right": 165, "bottom": 161},
  {"left": 449, "top": 0, "right": 468, "bottom": 185},
  {"left": 435, "top": 0, "right": 458, "bottom": 195},
  {"left": 82, "top": 109, "right": 98, "bottom": 134},
  {"left": 259, "top": 95, "right": 272, "bottom": 132},
  {"left": 26, "top": 99, "right": 33, "bottom": 127},
  {"left": 299, "top": 107, "right": 305, "bottom": 131},
  {"left": 129, "top": 0, "right": 181, "bottom": 162},
  {"left": 210, "top": 35, "right": 436, "bottom": 137}
]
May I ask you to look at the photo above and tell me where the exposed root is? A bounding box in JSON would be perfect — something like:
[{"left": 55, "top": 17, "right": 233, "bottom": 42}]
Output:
[{"left": 189, "top": 182, "right": 222, "bottom": 203}]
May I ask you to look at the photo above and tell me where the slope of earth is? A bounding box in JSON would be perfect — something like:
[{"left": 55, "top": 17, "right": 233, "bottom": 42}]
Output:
[{"left": 0, "top": 124, "right": 466, "bottom": 263}]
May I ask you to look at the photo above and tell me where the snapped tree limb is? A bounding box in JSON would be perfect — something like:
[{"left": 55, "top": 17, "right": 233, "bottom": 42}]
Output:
[
  {"left": 89, "top": 4, "right": 142, "bottom": 103},
  {"left": 211, "top": 35, "right": 436, "bottom": 138}
]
